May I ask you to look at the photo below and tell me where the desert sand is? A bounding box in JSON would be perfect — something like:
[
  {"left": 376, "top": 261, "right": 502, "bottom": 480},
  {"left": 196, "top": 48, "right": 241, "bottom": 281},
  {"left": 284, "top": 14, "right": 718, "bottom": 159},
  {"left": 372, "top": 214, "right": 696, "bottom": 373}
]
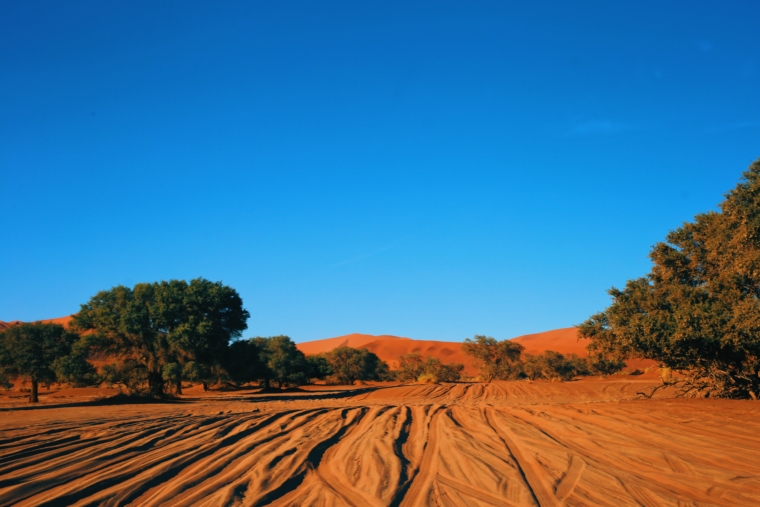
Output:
[
  {"left": 1, "top": 378, "right": 759, "bottom": 506},
  {"left": 1, "top": 321, "right": 745, "bottom": 505}
]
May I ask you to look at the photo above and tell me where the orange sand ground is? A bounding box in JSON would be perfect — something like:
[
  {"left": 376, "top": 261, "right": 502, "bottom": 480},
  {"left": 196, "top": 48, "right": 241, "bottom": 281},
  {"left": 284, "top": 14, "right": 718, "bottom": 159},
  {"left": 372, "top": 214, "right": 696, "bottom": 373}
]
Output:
[{"left": 1, "top": 379, "right": 760, "bottom": 506}]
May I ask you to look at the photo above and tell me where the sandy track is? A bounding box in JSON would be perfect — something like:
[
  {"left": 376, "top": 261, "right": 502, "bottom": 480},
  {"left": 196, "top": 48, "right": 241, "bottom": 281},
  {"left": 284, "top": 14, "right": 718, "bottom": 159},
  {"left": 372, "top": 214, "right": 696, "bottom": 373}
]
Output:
[{"left": 1, "top": 381, "right": 760, "bottom": 506}]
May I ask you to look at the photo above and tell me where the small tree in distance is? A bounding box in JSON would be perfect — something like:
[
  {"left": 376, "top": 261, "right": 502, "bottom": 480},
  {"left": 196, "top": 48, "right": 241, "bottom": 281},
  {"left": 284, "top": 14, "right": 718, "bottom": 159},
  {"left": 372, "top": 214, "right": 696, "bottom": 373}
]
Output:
[
  {"left": 523, "top": 351, "right": 589, "bottom": 381},
  {"left": 322, "top": 347, "right": 389, "bottom": 384},
  {"left": 462, "top": 335, "right": 523, "bottom": 382},
  {"left": 396, "top": 353, "right": 463, "bottom": 382}
]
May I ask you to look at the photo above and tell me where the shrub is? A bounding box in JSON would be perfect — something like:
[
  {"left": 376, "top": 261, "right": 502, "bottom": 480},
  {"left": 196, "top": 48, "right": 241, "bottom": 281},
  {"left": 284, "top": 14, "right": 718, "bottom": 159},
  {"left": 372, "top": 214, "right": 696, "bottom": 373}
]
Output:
[
  {"left": 462, "top": 335, "right": 524, "bottom": 381},
  {"left": 396, "top": 353, "right": 463, "bottom": 382},
  {"left": 523, "top": 351, "right": 589, "bottom": 381},
  {"left": 417, "top": 373, "right": 438, "bottom": 384}
]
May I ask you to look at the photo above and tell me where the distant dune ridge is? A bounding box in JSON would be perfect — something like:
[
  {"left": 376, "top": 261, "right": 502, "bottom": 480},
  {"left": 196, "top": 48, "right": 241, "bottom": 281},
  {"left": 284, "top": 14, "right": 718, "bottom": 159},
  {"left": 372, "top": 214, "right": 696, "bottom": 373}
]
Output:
[
  {"left": 0, "top": 316, "right": 73, "bottom": 331},
  {"left": 295, "top": 333, "right": 412, "bottom": 355},
  {"left": 296, "top": 327, "right": 595, "bottom": 376}
]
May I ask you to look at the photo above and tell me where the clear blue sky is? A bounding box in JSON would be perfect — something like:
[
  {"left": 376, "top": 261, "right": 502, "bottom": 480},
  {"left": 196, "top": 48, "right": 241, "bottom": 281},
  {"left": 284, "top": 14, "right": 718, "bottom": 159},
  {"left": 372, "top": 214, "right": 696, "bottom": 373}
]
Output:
[{"left": 1, "top": 1, "right": 759, "bottom": 342}]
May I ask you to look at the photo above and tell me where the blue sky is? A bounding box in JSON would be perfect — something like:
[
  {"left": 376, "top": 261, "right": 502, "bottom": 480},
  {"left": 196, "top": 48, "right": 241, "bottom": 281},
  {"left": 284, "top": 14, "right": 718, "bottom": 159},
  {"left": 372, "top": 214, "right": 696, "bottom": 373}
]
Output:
[{"left": 1, "top": 1, "right": 759, "bottom": 342}]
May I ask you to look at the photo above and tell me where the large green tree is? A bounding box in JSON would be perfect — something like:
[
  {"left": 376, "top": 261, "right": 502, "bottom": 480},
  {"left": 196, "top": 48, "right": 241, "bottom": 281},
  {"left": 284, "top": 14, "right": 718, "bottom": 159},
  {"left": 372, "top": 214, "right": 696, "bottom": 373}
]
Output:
[
  {"left": 0, "top": 323, "right": 87, "bottom": 402},
  {"left": 73, "top": 278, "right": 249, "bottom": 396},
  {"left": 579, "top": 160, "right": 760, "bottom": 399},
  {"left": 462, "top": 335, "right": 524, "bottom": 381}
]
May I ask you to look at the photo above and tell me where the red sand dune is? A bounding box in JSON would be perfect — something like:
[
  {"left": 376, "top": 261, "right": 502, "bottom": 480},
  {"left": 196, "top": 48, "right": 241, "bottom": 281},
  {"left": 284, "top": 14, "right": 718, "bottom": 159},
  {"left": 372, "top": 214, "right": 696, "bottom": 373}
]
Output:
[
  {"left": 296, "top": 333, "right": 411, "bottom": 355},
  {"left": 363, "top": 338, "right": 475, "bottom": 373},
  {"left": 0, "top": 315, "right": 74, "bottom": 330},
  {"left": 510, "top": 327, "right": 589, "bottom": 356}
]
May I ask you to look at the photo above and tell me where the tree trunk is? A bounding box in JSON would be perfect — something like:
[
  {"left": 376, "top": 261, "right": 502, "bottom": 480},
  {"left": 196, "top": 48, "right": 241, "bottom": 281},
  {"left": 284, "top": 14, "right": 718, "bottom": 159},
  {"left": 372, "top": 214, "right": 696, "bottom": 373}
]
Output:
[
  {"left": 147, "top": 370, "right": 164, "bottom": 397},
  {"left": 30, "top": 379, "right": 39, "bottom": 403},
  {"left": 175, "top": 371, "right": 183, "bottom": 395}
]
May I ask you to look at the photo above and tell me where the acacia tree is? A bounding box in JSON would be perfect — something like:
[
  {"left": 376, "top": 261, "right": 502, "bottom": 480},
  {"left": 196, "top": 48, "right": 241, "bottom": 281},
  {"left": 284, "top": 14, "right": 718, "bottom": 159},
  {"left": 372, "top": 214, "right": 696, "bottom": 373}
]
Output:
[
  {"left": 323, "top": 346, "right": 389, "bottom": 384},
  {"left": 0, "top": 323, "right": 88, "bottom": 402},
  {"left": 154, "top": 279, "right": 249, "bottom": 393},
  {"left": 579, "top": 159, "right": 760, "bottom": 399},
  {"left": 461, "top": 335, "right": 524, "bottom": 381},
  {"left": 73, "top": 278, "right": 249, "bottom": 396},
  {"left": 252, "top": 336, "right": 309, "bottom": 388}
]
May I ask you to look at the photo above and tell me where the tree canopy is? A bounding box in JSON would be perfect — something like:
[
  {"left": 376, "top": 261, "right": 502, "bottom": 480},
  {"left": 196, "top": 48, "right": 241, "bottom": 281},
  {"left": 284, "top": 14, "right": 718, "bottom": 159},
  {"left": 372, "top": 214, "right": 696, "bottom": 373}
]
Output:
[
  {"left": 321, "top": 346, "right": 390, "bottom": 384},
  {"left": 251, "top": 336, "right": 309, "bottom": 388},
  {"left": 461, "top": 335, "right": 524, "bottom": 381},
  {"left": 0, "top": 322, "right": 91, "bottom": 402},
  {"left": 579, "top": 159, "right": 760, "bottom": 399},
  {"left": 73, "top": 278, "right": 249, "bottom": 395}
]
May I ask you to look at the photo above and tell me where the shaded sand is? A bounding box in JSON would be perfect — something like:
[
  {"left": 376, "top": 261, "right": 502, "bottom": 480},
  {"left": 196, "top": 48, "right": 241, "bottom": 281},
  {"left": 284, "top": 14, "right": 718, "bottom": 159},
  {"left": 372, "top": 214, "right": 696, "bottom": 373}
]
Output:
[{"left": 1, "top": 379, "right": 759, "bottom": 506}]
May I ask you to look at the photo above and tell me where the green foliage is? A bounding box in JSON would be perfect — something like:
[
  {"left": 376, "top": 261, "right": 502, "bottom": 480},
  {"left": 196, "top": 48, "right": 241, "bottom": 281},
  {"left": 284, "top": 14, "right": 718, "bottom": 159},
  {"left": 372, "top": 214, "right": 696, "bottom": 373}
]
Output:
[
  {"left": 224, "top": 339, "right": 263, "bottom": 385},
  {"left": 100, "top": 360, "right": 148, "bottom": 394},
  {"left": 162, "top": 362, "right": 183, "bottom": 394},
  {"left": 579, "top": 160, "right": 760, "bottom": 399},
  {"left": 52, "top": 350, "right": 98, "bottom": 387},
  {"left": 523, "top": 351, "right": 589, "bottom": 381},
  {"left": 397, "top": 353, "right": 424, "bottom": 381},
  {"left": 321, "top": 346, "right": 390, "bottom": 384},
  {"left": 0, "top": 323, "right": 83, "bottom": 402},
  {"left": 396, "top": 353, "right": 463, "bottom": 382},
  {"left": 252, "top": 336, "right": 309, "bottom": 387},
  {"left": 305, "top": 354, "right": 332, "bottom": 381},
  {"left": 73, "top": 278, "right": 249, "bottom": 396},
  {"left": 587, "top": 353, "right": 626, "bottom": 377},
  {"left": 461, "top": 335, "right": 524, "bottom": 381},
  {"left": 0, "top": 372, "right": 11, "bottom": 390}
]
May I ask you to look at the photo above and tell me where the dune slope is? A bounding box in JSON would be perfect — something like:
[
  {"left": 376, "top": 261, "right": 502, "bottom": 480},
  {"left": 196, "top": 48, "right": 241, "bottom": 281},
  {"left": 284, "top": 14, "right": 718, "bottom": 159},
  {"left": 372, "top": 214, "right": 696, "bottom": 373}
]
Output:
[{"left": 296, "top": 333, "right": 411, "bottom": 355}]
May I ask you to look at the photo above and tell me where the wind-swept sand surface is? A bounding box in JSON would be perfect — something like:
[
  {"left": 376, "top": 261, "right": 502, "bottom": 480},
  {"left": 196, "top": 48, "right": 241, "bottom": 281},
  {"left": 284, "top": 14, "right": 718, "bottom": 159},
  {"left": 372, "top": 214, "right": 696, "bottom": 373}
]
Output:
[{"left": 1, "top": 379, "right": 759, "bottom": 506}]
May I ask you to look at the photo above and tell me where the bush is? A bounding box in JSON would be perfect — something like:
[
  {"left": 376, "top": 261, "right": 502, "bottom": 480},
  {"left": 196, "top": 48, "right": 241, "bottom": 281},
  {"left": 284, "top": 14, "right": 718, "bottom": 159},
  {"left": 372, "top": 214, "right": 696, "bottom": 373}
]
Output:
[
  {"left": 322, "top": 347, "right": 390, "bottom": 385},
  {"left": 523, "top": 351, "right": 589, "bottom": 381},
  {"left": 462, "top": 336, "right": 523, "bottom": 381},
  {"left": 100, "top": 361, "right": 149, "bottom": 394},
  {"left": 587, "top": 354, "right": 626, "bottom": 377},
  {"left": 417, "top": 373, "right": 438, "bottom": 384},
  {"left": 396, "top": 353, "right": 463, "bottom": 382}
]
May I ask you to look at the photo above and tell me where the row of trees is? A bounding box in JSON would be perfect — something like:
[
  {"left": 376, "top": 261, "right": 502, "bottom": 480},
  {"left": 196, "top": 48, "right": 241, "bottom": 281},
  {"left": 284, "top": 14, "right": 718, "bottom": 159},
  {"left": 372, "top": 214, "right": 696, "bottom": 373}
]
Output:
[
  {"left": 461, "top": 335, "right": 624, "bottom": 382},
  {"left": 579, "top": 159, "right": 760, "bottom": 399},
  {"left": 0, "top": 277, "right": 396, "bottom": 402}
]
